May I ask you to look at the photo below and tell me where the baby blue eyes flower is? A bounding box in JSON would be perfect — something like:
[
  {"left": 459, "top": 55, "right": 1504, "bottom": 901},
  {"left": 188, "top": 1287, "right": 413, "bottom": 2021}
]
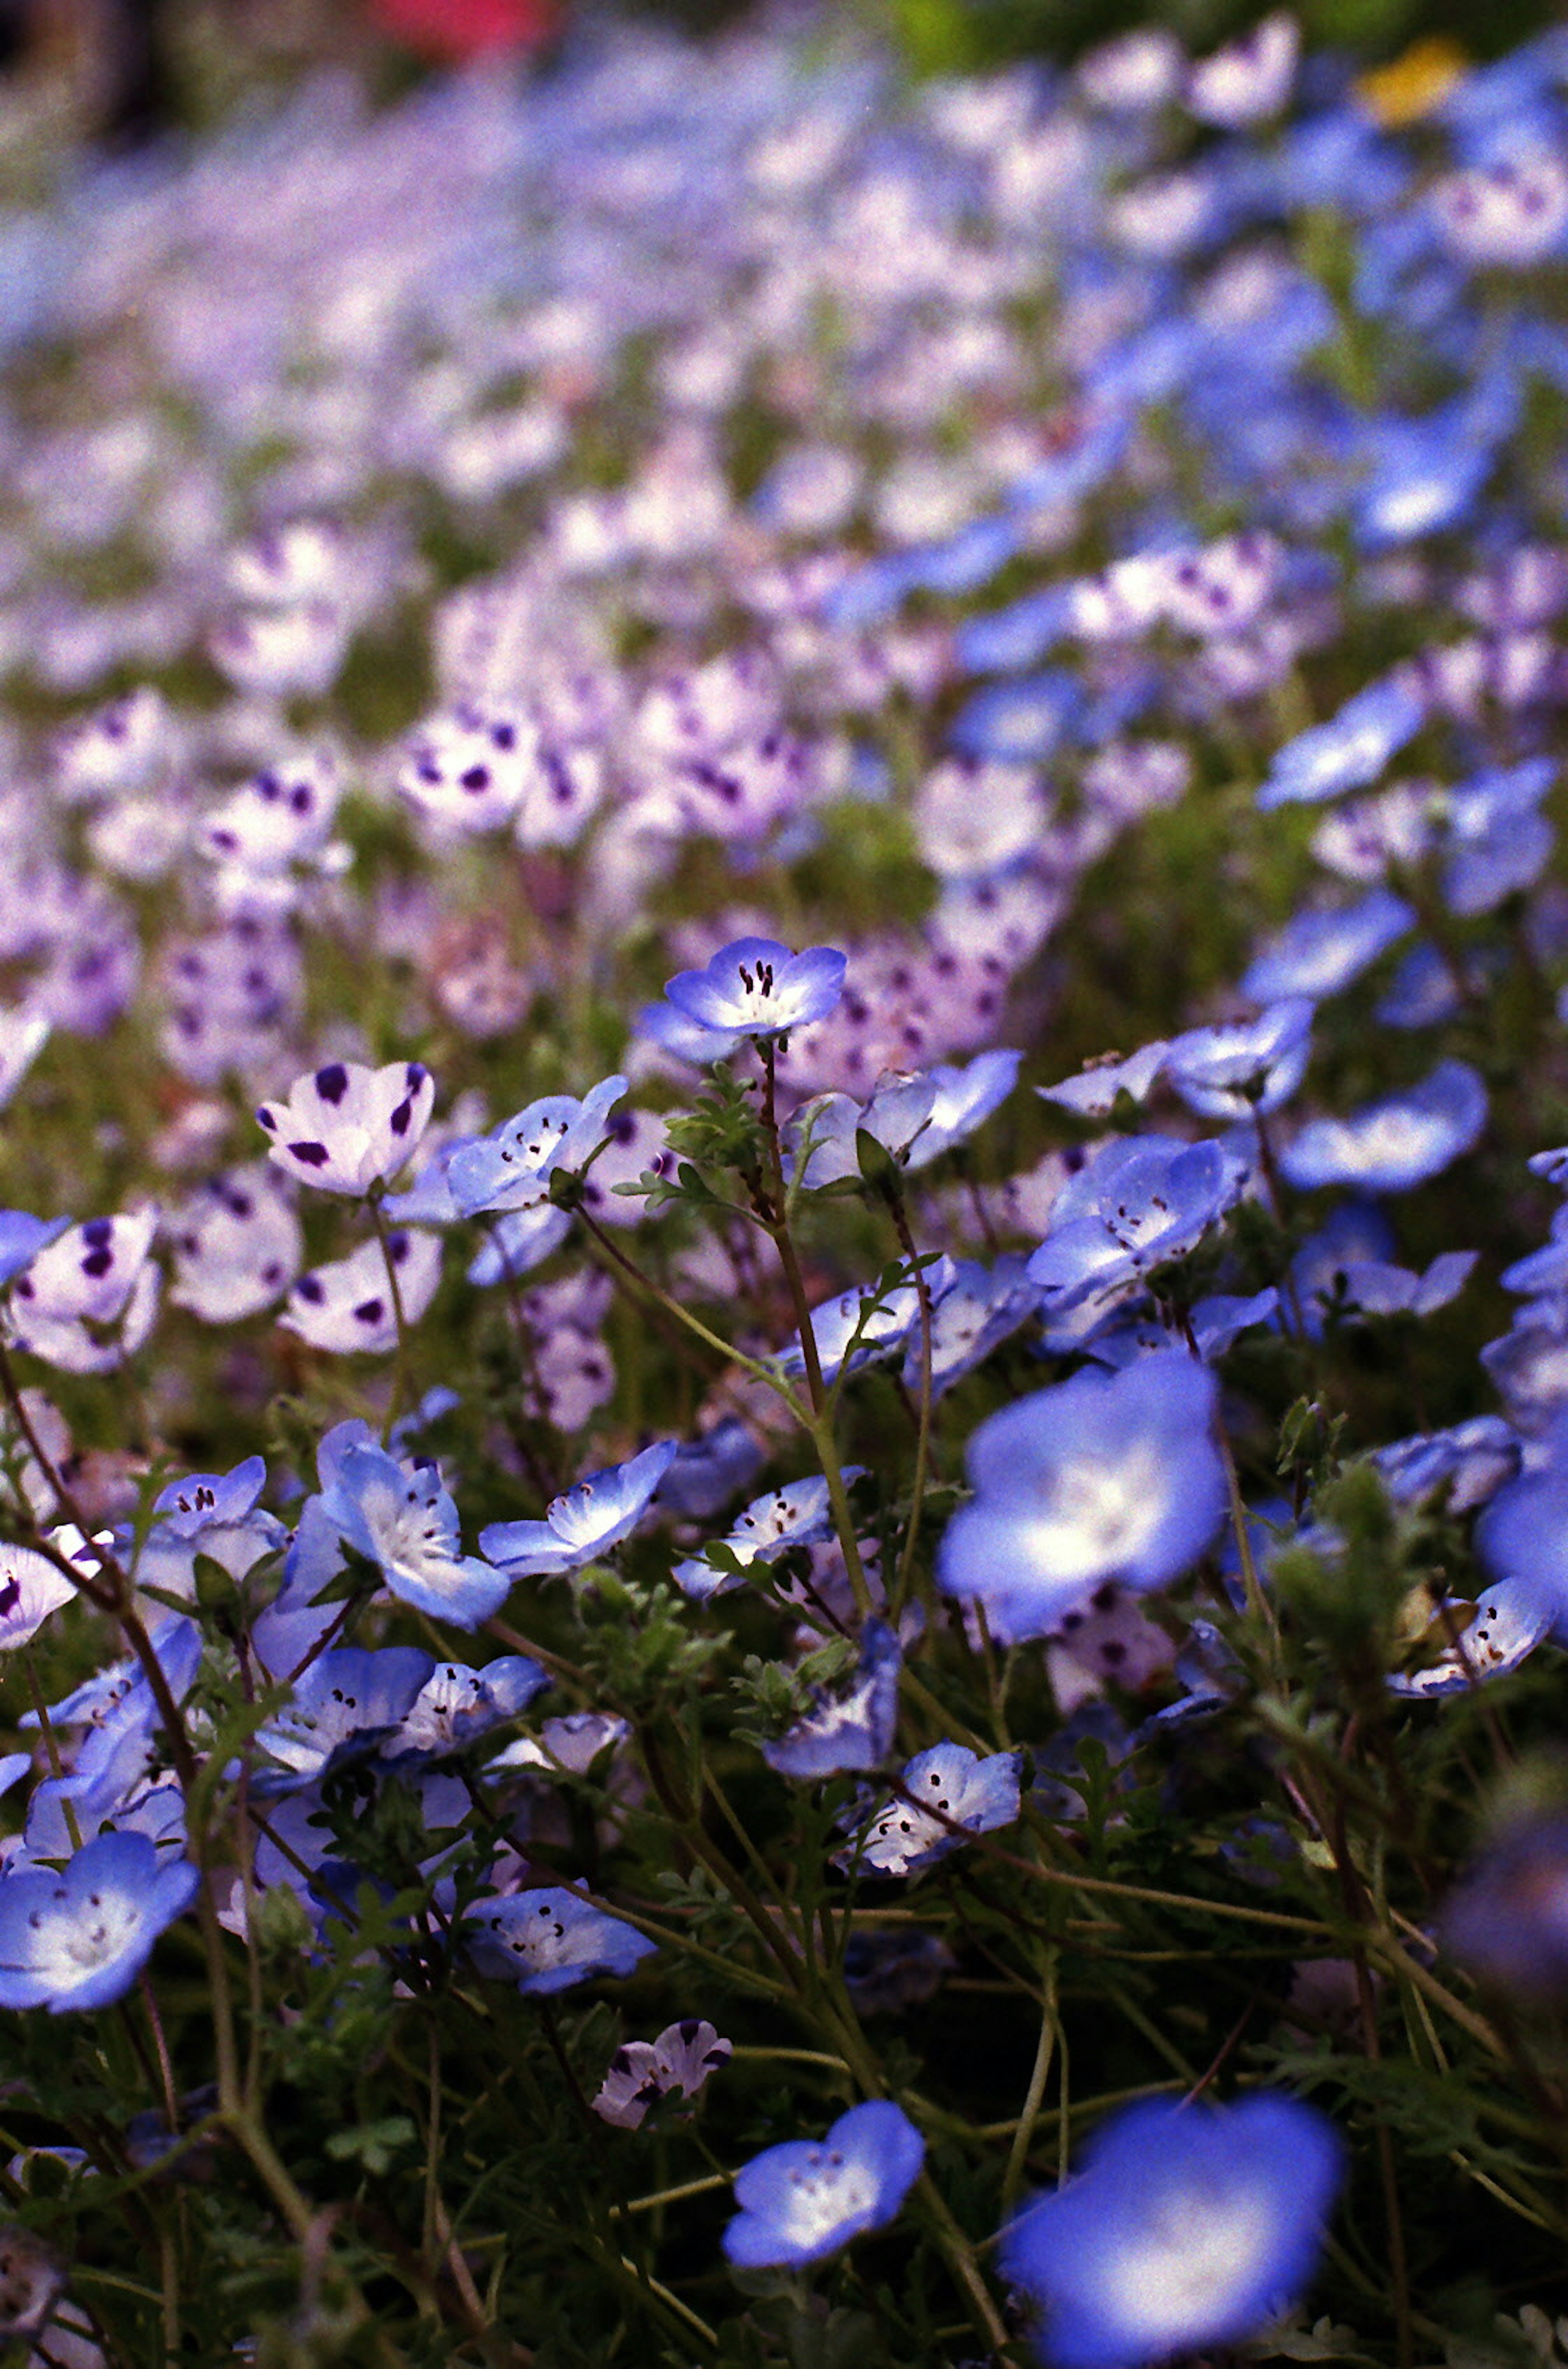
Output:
[
  {"left": 1164, "top": 999, "right": 1314, "bottom": 1121},
  {"left": 465, "top": 1886, "right": 656, "bottom": 1994},
  {"left": 938, "top": 1353, "right": 1227, "bottom": 1644},
  {"left": 1256, "top": 677, "right": 1424, "bottom": 811},
  {"left": 0, "top": 1213, "right": 70, "bottom": 1292},
  {"left": 1001, "top": 2095, "right": 1344, "bottom": 2369},
  {"left": 1386, "top": 1576, "right": 1550, "bottom": 1698},
  {"left": 480, "top": 1441, "right": 679, "bottom": 1578},
  {"left": 673, "top": 1470, "right": 862, "bottom": 1600},
  {"left": 1240, "top": 889, "right": 1414, "bottom": 1004},
  {"left": 0, "top": 1832, "right": 199, "bottom": 2013},
  {"left": 842, "top": 1742, "right": 1022, "bottom": 1876},
  {"left": 1281, "top": 1059, "right": 1487, "bottom": 1192},
  {"left": 447, "top": 1076, "right": 628, "bottom": 1223},
  {"left": 1027, "top": 1137, "right": 1243, "bottom": 1335},
  {"left": 256, "top": 1059, "right": 434, "bottom": 1195},
  {"left": 723, "top": 2099, "right": 924, "bottom": 2270},
  {"left": 662, "top": 936, "right": 846, "bottom": 1041},
  {"left": 762, "top": 1620, "right": 902, "bottom": 1778},
  {"left": 318, "top": 1435, "right": 512, "bottom": 1629}
]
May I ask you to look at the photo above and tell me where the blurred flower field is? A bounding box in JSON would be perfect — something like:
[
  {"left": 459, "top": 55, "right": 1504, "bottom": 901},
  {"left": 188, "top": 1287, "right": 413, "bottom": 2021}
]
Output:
[{"left": 0, "top": 9, "right": 1567, "bottom": 2365}]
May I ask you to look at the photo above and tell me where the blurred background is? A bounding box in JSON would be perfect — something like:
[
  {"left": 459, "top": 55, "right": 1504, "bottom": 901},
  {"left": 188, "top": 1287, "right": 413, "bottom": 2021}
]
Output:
[{"left": 0, "top": 0, "right": 1559, "bottom": 147}]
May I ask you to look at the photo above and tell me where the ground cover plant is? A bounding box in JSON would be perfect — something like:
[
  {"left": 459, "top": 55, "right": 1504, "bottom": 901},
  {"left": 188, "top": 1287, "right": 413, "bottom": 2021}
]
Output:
[{"left": 0, "top": 11, "right": 1566, "bottom": 2364}]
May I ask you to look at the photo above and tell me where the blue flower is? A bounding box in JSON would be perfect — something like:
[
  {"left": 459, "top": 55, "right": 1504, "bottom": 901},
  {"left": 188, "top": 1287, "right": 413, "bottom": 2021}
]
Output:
[
  {"left": 0, "top": 1831, "right": 199, "bottom": 2012},
  {"left": 762, "top": 1620, "right": 901, "bottom": 1778},
  {"left": 840, "top": 1742, "right": 1021, "bottom": 1876},
  {"left": 723, "top": 2099, "right": 924, "bottom": 2269},
  {"left": 785, "top": 1074, "right": 938, "bottom": 1190},
  {"left": 465, "top": 1886, "right": 656, "bottom": 1994},
  {"left": 480, "top": 1441, "right": 679, "bottom": 1578},
  {"left": 1280, "top": 1060, "right": 1487, "bottom": 1192},
  {"left": 1027, "top": 1138, "right": 1244, "bottom": 1335},
  {"left": 1038, "top": 1042, "right": 1169, "bottom": 1118},
  {"left": 1373, "top": 1417, "right": 1519, "bottom": 1513},
  {"left": 907, "top": 1050, "right": 1023, "bottom": 1167},
  {"left": 949, "top": 672, "right": 1080, "bottom": 764},
  {"left": 1387, "top": 1577, "right": 1550, "bottom": 1699},
  {"left": 662, "top": 937, "right": 846, "bottom": 1041},
  {"left": 1164, "top": 999, "right": 1313, "bottom": 1122},
  {"left": 938, "top": 1353, "right": 1228, "bottom": 1643},
  {"left": 312, "top": 1429, "right": 511, "bottom": 1629},
  {"left": 775, "top": 1272, "right": 930, "bottom": 1386},
  {"left": 128, "top": 1455, "right": 287, "bottom": 1609},
  {"left": 1241, "top": 889, "right": 1414, "bottom": 1004},
  {"left": 251, "top": 1646, "right": 434, "bottom": 1794},
  {"left": 654, "top": 1418, "right": 767, "bottom": 1522},
  {"left": 672, "top": 1470, "right": 862, "bottom": 1601},
  {"left": 1441, "top": 758, "right": 1557, "bottom": 916},
  {"left": 0, "top": 1212, "right": 70, "bottom": 1291},
  {"left": 1001, "top": 2095, "right": 1343, "bottom": 2369},
  {"left": 1442, "top": 1814, "right": 1568, "bottom": 1999},
  {"left": 907, "top": 1256, "right": 1041, "bottom": 1398},
  {"left": 447, "top": 1076, "right": 628, "bottom": 1223},
  {"left": 1257, "top": 678, "right": 1424, "bottom": 811},
  {"left": 384, "top": 1656, "right": 551, "bottom": 1758}
]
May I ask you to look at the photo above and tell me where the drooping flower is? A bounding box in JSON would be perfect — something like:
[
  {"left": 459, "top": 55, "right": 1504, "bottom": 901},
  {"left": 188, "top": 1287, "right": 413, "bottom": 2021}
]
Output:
[
  {"left": 761, "top": 1620, "right": 902, "bottom": 1779},
  {"left": 1000, "top": 2094, "right": 1343, "bottom": 2369},
  {"left": 1164, "top": 999, "right": 1314, "bottom": 1121},
  {"left": 723, "top": 2100, "right": 924, "bottom": 2269},
  {"left": 446, "top": 1076, "right": 628, "bottom": 1223},
  {"left": 840, "top": 1742, "right": 1021, "bottom": 1876},
  {"left": 592, "top": 2019, "right": 732, "bottom": 2129},
  {"left": 1386, "top": 1577, "right": 1550, "bottom": 1699},
  {"left": 0, "top": 1831, "right": 199, "bottom": 2013},
  {"left": 479, "top": 1442, "right": 679, "bottom": 1579},
  {"left": 464, "top": 1886, "right": 656, "bottom": 1994}
]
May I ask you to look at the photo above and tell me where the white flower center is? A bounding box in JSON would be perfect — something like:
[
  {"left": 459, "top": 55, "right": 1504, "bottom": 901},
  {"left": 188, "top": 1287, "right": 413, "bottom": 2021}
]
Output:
[
  {"left": 1033, "top": 1446, "right": 1165, "bottom": 1575},
  {"left": 1101, "top": 2188, "right": 1276, "bottom": 2341},
  {"left": 30, "top": 1888, "right": 143, "bottom": 1978},
  {"left": 777, "top": 2149, "right": 876, "bottom": 2249}
]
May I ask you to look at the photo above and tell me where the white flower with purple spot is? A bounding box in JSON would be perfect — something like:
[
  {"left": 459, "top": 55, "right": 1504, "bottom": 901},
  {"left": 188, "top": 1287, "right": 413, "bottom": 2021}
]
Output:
[
  {"left": 167, "top": 1166, "right": 301, "bottom": 1325},
  {"left": 280, "top": 1228, "right": 442, "bottom": 1357},
  {"left": 0, "top": 1547, "right": 78, "bottom": 1652},
  {"left": 7, "top": 1212, "right": 161, "bottom": 1377},
  {"left": 593, "top": 2019, "right": 732, "bottom": 2129},
  {"left": 256, "top": 1059, "right": 435, "bottom": 1197}
]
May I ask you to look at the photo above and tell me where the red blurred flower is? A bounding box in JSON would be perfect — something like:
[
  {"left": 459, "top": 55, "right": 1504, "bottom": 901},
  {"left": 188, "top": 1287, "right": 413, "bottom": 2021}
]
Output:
[{"left": 370, "top": 0, "right": 556, "bottom": 57}]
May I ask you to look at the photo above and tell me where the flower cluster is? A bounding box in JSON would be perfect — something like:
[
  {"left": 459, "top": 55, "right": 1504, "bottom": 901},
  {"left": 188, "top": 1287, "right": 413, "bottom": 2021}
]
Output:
[{"left": 0, "top": 7, "right": 1562, "bottom": 2362}]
